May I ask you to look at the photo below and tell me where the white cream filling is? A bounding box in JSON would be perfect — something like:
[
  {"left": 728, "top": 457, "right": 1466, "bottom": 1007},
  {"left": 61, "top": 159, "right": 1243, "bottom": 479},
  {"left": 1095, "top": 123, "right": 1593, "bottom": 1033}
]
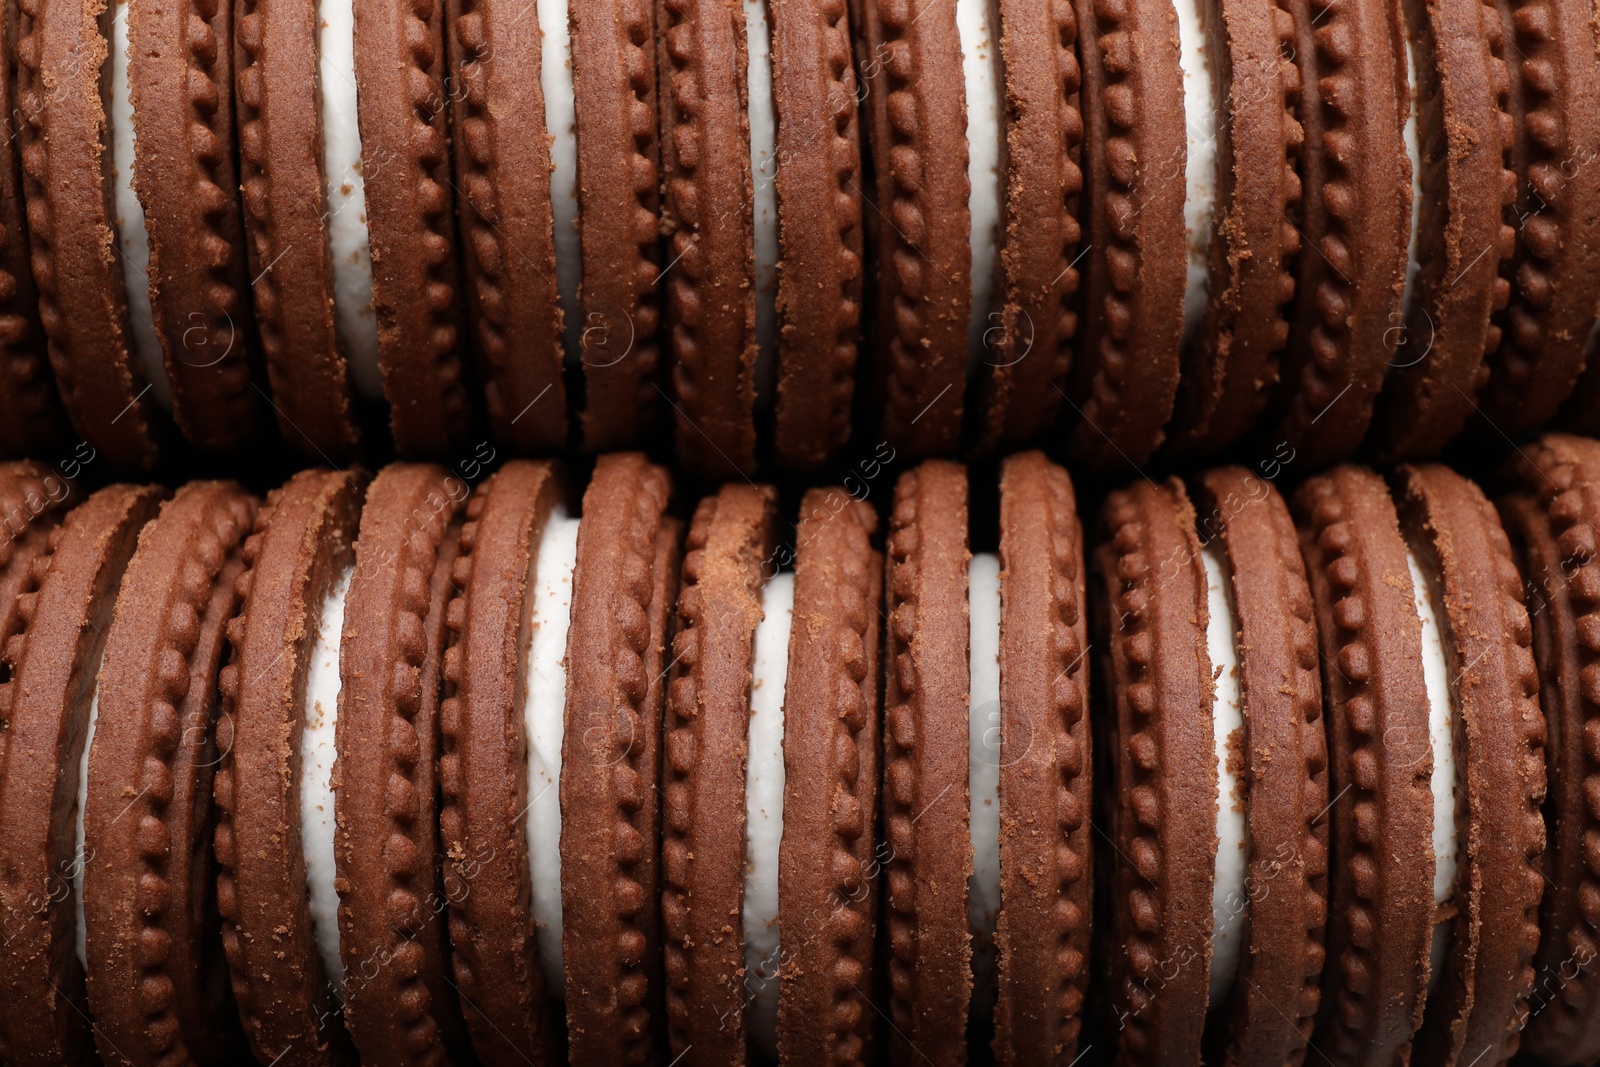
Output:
[
  {"left": 537, "top": 0, "right": 584, "bottom": 364},
  {"left": 319, "top": 0, "right": 382, "bottom": 400},
  {"left": 743, "top": 0, "right": 780, "bottom": 403},
  {"left": 1175, "top": 0, "right": 1217, "bottom": 344},
  {"left": 1400, "top": 38, "right": 1424, "bottom": 325},
  {"left": 1202, "top": 542, "right": 1247, "bottom": 1009},
  {"left": 109, "top": 0, "right": 170, "bottom": 411},
  {"left": 968, "top": 553, "right": 1002, "bottom": 1019},
  {"left": 743, "top": 571, "right": 793, "bottom": 1058},
  {"left": 72, "top": 650, "right": 107, "bottom": 970},
  {"left": 523, "top": 510, "right": 580, "bottom": 993},
  {"left": 956, "top": 0, "right": 1002, "bottom": 373},
  {"left": 1406, "top": 548, "right": 1458, "bottom": 990},
  {"left": 303, "top": 564, "right": 353, "bottom": 995}
]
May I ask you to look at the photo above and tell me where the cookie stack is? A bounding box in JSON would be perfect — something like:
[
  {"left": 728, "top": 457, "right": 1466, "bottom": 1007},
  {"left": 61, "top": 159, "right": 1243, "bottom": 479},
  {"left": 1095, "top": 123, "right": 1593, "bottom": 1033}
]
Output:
[
  {"left": 0, "top": 0, "right": 1593, "bottom": 480},
  {"left": 0, "top": 430, "right": 1595, "bottom": 1064}
]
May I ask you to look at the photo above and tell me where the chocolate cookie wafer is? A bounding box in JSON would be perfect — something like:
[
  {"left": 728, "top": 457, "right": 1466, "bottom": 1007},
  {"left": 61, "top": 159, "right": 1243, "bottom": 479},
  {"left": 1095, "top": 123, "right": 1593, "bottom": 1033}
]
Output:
[
  {"left": 17, "top": 0, "right": 260, "bottom": 466},
  {"left": 555, "top": 452, "right": 678, "bottom": 1063},
  {"left": 1497, "top": 432, "right": 1600, "bottom": 1065},
  {"left": 853, "top": 0, "right": 1082, "bottom": 460},
  {"left": 988, "top": 452, "right": 1092, "bottom": 1062},
  {"left": 1483, "top": 3, "right": 1600, "bottom": 437},
  {"left": 1369, "top": 0, "right": 1518, "bottom": 459},
  {"left": 330, "top": 464, "right": 470, "bottom": 1062},
  {"left": 1066, "top": 0, "right": 1187, "bottom": 469},
  {"left": 81, "top": 481, "right": 256, "bottom": 1065},
  {"left": 877, "top": 455, "right": 1093, "bottom": 1064},
  {"left": 880, "top": 460, "right": 971, "bottom": 1063},
  {"left": 1265, "top": 0, "right": 1411, "bottom": 467},
  {"left": 446, "top": 0, "right": 665, "bottom": 454},
  {"left": 213, "top": 466, "right": 366, "bottom": 1066},
  {"left": 661, "top": 482, "right": 780, "bottom": 1060},
  {"left": 1294, "top": 464, "right": 1545, "bottom": 1067},
  {"left": 1093, "top": 469, "right": 1327, "bottom": 1064},
  {"left": 658, "top": 0, "right": 865, "bottom": 478},
  {"left": 0, "top": 482, "right": 164, "bottom": 1064},
  {"left": 660, "top": 480, "right": 884, "bottom": 1063},
  {"left": 235, "top": 0, "right": 469, "bottom": 458},
  {"left": 1162, "top": 0, "right": 1304, "bottom": 459},
  {"left": 436, "top": 459, "right": 567, "bottom": 1063}
]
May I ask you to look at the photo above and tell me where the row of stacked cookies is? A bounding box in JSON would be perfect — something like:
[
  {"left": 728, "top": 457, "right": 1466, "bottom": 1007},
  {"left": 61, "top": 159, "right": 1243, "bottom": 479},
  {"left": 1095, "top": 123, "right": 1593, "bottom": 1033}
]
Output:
[
  {"left": 1, "top": 0, "right": 1596, "bottom": 479},
  {"left": 1, "top": 434, "right": 1598, "bottom": 1066}
]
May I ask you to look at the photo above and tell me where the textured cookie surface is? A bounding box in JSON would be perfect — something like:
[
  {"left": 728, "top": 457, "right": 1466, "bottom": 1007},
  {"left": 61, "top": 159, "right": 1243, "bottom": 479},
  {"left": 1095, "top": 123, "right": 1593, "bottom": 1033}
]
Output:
[
  {"left": 233, "top": 0, "right": 359, "bottom": 458},
  {"left": 1486, "top": 0, "right": 1600, "bottom": 435},
  {"left": 992, "top": 451, "right": 1092, "bottom": 1063},
  {"left": 967, "top": 0, "right": 1084, "bottom": 457},
  {"left": 559, "top": 452, "right": 678, "bottom": 1064},
  {"left": 569, "top": 0, "right": 664, "bottom": 452},
  {"left": 128, "top": 0, "right": 262, "bottom": 452},
  {"left": 882, "top": 460, "right": 972, "bottom": 1065},
  {"left": 855, "top": 0, "right": 973, "bottom": 457},
  {"left": 661, "top": 482, "right": 776, "bottom": 1059},
  {"left": 1066, "top": 0, "right": 1187, "bottom": 470},
  {"left": 332, "top": 463, "right": 470, "bottom": 1063},
  {"left": 1268, "top": 0, "right": 1411, "bottom": 466},
  {"left": 438, "top": 460, "right": 565, "bottom": 1064},
  {"left": 1192, "top": 466, "right": 1328, "bottom": 1067},
  {"left": 775, "top": 487, "right": 882, "bottom": 1060},
  {"left": 1396, "top": 463, "right": 1544, "bottom": 1067},
  {"left": 352, "top": 1, "right": 471, "bottom": 456},
  {"left": 658, "top": 0, "right": 761, "bottom": 479},
  {"left": 1094, "top": 478, "right": 1216, "bottom": 1066},
  {"left": 18, "top": 0, "right": 161, "bottom": 467},
  {"left": 1294, "top": 466, "right": 1435, "bottom": 1067},
  {"left": 1497, "top": 433, "right": 1600, "bottom": 1065},
  {"left": 1369, "top": 0, "right": 1516, "bottom": 460},
  {"left": 0, "top": 483, "right": 164, "bottom": 1065},
  {"left": 213, "top": 467, "right": 366, "bottom": 1067},
  {"left": 82, "top": 481, "right": 256, "bottom": 1066},
  {"left": 769, "top": 0, "right": 865, "bottom": 469},
  {"left": 446, "top": 2, "right": 567, "bottom": 453},
  {"left": 1165, "top": 0, "right": 1302, "bottom": 458}
]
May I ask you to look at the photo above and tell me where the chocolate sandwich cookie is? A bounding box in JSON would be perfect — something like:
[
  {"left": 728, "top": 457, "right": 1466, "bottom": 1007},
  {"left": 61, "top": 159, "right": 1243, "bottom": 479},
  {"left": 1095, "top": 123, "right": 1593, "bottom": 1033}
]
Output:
[
  {"left": 657, "top": 0, "right": 865, "bottom": 478},
  {"left": 1162, "top": 0, "right": 1304, "bottom": 459},
  {"left": 0, "top": 482, "right": 164, "bottom": 1064},
  {"left": 17, "top": 0, "right": 259, "bottom": 467},
  {"left": 1265, "top": 0, "right": 1411, "bottom": 467},
  {"left": 1065, "top": 0, "right": 1186, "bottom": 469},
  {"left": 216, "top": 463, "right": 470, "bottom": 1065},
  {"left": 660, "top": 481, "right": 882, "bottom": 1063},
  {"left": 852, "top": 0, "right": 1082, "bottom": 461},
  {"left": 1368, "top": 0, "right": 1517, "bottom": 460},
  {"left": 437, "top": 460, "right": 567, "bottom": 1063},
  {"left": 436, "top": 453, "right": 679, "bottom": 1065},
  {"left": 1294, "top": 464, "right": 1545, "bottom": 1067},
  {"left": 213, "top": 467, "right": 366, "bottom": 1066},
  {"left": 1497, "top": 433, "right": 1600, "bottom": 1065},
  {"left": 446, "top": 0, "right": 665, "bottom": 454},
  {"left": 1483, "top": 2, "right": 1600, "bottom": 437},
  {"left": 235, "top": 0, "right": 468, "bottom": 458},
  {"left": 557, "top": 453, "right": 677, "bottom": 1063},
  {"left": 1094, "top": 468, "right": 1328, "bottom": 1064},
  {"left": 81, "top": 481, "right": 256, "bottom": 1065},
  {"left": 875, "top": 454, "right": 1091, "bottom": 1064},
  {"left": 329, "top": 464, "right": 470, "bottom": 1062}
]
